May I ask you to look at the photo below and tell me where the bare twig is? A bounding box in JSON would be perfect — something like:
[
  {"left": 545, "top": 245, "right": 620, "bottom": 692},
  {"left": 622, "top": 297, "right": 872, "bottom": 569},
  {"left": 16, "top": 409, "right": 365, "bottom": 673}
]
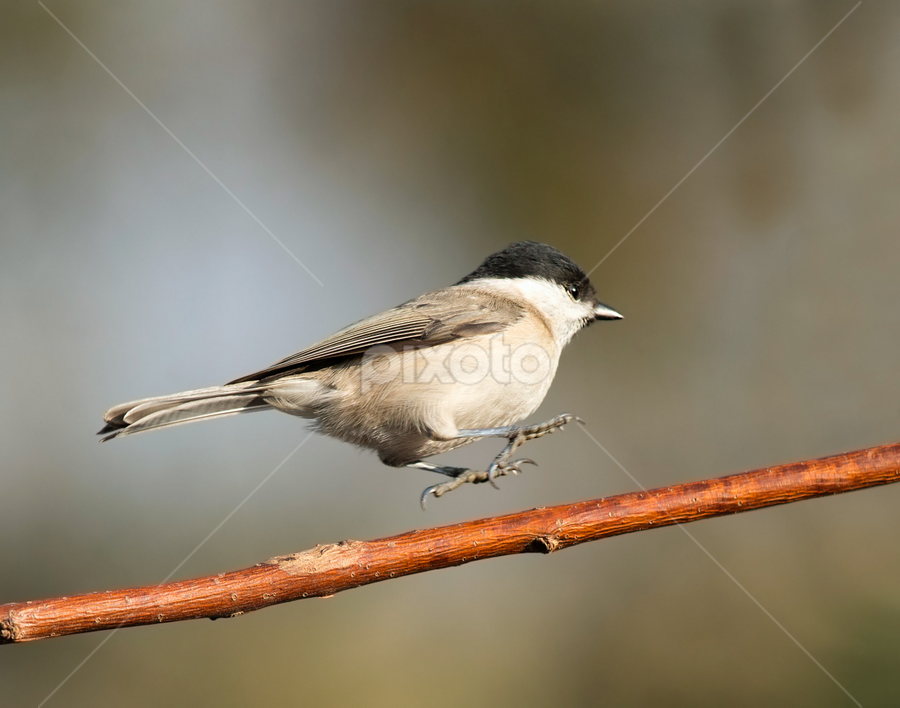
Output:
[{"left": 3, "top": 442, "right": 899, "bottom": 644}]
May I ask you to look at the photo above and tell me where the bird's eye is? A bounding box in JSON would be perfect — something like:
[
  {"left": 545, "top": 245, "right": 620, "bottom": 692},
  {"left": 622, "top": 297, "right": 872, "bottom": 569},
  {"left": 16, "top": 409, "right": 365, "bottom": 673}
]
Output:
[{"left": 567, "top": 283, "right": 581, "bottom": 299}]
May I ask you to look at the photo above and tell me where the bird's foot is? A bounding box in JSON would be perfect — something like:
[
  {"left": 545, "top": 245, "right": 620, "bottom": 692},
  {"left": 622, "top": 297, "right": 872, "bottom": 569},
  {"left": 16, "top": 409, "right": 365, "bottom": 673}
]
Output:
[
  {"left": 416, "top": 459, "right": 537, "bottom": 509},
  {"left": 486, "top": 413, "right": 581, "bottom": 482},
  {"left": 411, "top": 413, "right": 581, "bottom": 508}
]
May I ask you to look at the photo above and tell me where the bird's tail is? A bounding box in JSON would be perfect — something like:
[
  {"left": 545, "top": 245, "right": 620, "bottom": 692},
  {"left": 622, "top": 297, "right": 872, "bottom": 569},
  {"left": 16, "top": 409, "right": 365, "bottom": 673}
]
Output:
[{"left": 98, "top": 382, "right": 270, "bottom": 441}]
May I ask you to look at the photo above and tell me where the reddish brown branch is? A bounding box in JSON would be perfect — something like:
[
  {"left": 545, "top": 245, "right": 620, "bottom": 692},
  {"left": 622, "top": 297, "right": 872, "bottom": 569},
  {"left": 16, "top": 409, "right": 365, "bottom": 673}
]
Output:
[{"left": 3, "top": 442, "right": 900, "bottom": 644}]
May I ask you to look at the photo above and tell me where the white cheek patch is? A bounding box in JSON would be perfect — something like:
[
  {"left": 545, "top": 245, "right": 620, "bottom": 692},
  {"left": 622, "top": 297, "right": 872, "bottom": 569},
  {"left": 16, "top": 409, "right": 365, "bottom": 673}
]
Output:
[{"left": 471, "top": 277, "right": 593, "bottom": 345}]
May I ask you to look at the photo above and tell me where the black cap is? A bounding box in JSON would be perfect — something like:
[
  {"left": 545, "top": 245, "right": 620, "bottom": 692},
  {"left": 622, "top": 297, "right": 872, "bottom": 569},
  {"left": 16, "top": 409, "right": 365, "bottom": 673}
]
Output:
[{"left": 457, "top": 241, "right": 589, "bottom": 290}]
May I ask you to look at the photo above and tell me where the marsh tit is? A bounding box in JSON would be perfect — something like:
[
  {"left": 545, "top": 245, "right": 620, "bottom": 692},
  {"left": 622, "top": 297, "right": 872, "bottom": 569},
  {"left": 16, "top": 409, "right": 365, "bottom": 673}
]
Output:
[{"left": 99, "top": 241, "right": 622, "bottom": 505}]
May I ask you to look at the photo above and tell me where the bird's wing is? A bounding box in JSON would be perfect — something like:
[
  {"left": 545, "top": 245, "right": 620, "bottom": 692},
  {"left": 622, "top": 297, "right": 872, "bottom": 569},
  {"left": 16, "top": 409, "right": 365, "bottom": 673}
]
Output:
[{"left": 227, "top": 287, "right": 524, "bottom": 384}]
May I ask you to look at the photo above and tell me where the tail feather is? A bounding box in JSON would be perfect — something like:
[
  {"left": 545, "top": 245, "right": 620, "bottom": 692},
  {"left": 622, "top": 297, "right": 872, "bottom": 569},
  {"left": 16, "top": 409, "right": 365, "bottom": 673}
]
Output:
[{"left": 99, "top": 384, "right": 271, "bottom": 441}]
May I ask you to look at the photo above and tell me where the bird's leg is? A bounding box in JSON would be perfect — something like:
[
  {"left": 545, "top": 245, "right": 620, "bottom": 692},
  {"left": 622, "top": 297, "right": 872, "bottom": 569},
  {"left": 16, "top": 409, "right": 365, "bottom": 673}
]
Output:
[
  {"left": 454, "top": 413, "right": 582, "bottom": 445},
  {"left": 410, "top": 413, "right": 581, "bottom": 508}
]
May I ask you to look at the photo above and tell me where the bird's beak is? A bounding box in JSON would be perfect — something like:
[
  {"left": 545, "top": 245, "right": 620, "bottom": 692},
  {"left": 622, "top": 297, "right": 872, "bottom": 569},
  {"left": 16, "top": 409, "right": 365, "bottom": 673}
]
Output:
[{"left": 592, "top": 301, "right": 623, "bottom": 321}]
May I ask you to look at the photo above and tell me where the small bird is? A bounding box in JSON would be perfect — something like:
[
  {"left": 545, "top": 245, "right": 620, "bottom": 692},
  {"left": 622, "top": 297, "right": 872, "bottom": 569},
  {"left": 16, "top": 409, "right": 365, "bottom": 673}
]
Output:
[{"left": 100, "top": 241, "right": 622, "bottom": 505}]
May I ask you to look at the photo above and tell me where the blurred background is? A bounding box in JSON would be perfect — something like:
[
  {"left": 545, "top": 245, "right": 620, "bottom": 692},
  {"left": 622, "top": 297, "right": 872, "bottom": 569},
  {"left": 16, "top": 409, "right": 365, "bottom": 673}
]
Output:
[{"left": 2, "top": 0, "right": 898, "bottom": 705}]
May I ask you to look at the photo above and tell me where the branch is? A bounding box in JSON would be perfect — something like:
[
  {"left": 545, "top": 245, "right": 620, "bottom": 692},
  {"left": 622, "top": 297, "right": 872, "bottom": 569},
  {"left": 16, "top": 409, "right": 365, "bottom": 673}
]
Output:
[{"left": 3, "top": 442, "right": 900, "bottom": 644}]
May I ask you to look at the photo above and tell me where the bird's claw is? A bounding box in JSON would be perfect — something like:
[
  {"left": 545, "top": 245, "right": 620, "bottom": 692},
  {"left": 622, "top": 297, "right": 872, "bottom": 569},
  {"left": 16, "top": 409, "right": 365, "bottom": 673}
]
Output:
[
  {"left": 508, "top": 458, "right": 537, "bottom": 473},
  {"left": 486, "top": 463, "right": 502, "bottom": 489},
  {"left": 420, "top": 485, "right": 439, "bottom": 510},
  {"left": 420, "top": 469, "right": 483, "bottom": 509},
  {"left": 552, "top": 413, "right": 584, "bottom": 429},
  {"left": 486, "top": 457, "right": 537, "bottom": 488}
]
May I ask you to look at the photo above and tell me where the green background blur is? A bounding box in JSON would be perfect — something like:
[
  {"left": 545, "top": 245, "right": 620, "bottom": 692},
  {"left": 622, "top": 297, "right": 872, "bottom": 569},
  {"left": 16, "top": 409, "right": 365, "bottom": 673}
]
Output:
[{"left": 2, "top": 1, "right": 899, "bottom": 705}]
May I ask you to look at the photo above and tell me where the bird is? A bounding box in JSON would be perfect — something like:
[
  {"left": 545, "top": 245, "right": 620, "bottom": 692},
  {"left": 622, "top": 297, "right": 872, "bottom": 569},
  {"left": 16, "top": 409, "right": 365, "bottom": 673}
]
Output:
[{"left": 99, "top": 241, "right": 622, "bottom": 505}]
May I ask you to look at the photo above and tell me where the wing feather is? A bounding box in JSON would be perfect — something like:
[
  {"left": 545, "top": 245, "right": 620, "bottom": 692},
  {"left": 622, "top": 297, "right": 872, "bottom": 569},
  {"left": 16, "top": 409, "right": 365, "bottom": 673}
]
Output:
[{"left": 228, "top": 287, "right": 523, "bottom": 384}]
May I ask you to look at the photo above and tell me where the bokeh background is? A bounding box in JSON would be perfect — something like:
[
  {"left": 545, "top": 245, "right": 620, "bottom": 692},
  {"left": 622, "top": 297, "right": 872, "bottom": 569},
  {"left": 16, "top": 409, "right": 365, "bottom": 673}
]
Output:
[{"left": 2, "top": 0, "right": 899, "bottom": 705}]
